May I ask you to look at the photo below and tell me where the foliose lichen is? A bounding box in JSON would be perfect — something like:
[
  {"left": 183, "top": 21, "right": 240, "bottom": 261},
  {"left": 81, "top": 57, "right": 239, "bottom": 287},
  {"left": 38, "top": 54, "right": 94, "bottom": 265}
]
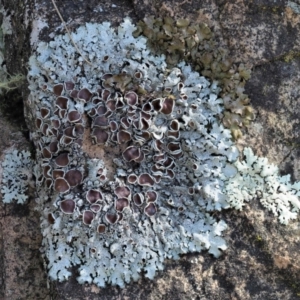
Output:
[
  {"left": 133, "top": 16, "right": 254, "bottom": 139},
  {"left": 0, "top": 17, "right": 295, "bottom": 288},
  {"left": 1, "top": 150, "right": 33, "bottom": 204},
  {"left": 225, "top": 147, "right": 300, "bottom": 225},
  {"left": 26, "top": 18, "right": 239, "bottom": 287}
]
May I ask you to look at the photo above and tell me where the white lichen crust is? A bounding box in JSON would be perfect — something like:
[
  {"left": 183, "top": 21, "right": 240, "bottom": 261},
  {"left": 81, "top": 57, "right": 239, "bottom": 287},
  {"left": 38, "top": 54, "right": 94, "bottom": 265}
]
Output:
[
  {"left": 1, "top": 150, "right": 33, "bottom": 204},
  {"left": 27, "top": 19, "right": 238, "bottom": 287},
  {"left": 225, "top": 147, "right": 300, "bottom": 225}
]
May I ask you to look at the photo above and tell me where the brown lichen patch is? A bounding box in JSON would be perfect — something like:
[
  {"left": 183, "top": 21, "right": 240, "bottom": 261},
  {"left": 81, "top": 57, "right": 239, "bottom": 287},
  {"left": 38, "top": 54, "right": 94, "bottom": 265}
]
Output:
[{"left": 133, "top": 15, "right": 254, "bottom": 139}]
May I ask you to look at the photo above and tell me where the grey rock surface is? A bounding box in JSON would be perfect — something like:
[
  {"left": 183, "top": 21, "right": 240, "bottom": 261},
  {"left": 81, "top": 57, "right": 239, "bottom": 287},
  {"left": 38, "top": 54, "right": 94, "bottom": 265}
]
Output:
[{"left": 0, "top": 0, "right": 300, "bottom": 299}]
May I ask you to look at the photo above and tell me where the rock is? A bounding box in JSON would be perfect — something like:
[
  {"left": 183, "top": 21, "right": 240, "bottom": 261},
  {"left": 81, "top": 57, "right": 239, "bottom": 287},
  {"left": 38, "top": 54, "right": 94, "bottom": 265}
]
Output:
[{"left": 0, "top": 0, "right": 300, "bottom": 299}]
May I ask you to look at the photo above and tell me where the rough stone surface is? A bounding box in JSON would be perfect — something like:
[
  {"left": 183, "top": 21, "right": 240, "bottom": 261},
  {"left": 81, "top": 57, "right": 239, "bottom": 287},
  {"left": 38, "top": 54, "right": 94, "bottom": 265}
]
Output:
[
  {"left": 0, "top": 112, "right": 49, "bottom": 300},
  {"left": 0, "top": 0, "right": 300, "bottom": 299}
]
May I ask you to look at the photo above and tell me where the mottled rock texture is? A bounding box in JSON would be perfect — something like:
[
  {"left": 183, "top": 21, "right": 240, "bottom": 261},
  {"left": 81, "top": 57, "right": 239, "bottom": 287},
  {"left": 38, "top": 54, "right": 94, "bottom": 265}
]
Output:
[{"left": 0, "top": 0, "right": 300, "bottom": 299}]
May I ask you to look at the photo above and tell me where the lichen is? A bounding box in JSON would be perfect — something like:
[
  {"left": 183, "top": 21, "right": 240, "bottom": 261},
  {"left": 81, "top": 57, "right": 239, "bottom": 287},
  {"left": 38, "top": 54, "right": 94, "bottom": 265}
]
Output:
[
  {"left": 1, "top": 150, "right": 33, "bottom": 204},
  {"left": 26, "top": 19, "right": 239, "bottom": 287},
  {"left": 133, "top": 16, "right": 254, "bottom": 140},
  {"left": 225, "top": 147, "right": 300, "bottom": 225}
]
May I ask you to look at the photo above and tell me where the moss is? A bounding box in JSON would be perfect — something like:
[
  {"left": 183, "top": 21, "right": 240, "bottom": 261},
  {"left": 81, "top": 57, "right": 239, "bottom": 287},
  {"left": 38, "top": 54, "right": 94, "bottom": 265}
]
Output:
[{"left": 133, "top": 16, "right": 254, "bottom": 140}]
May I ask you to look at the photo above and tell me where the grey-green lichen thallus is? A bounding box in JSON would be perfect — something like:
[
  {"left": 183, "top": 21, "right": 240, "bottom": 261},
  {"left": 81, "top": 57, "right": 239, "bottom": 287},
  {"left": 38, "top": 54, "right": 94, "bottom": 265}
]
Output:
[{"left": 26, "top": 19, "right": 237, "bottom": 287}]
